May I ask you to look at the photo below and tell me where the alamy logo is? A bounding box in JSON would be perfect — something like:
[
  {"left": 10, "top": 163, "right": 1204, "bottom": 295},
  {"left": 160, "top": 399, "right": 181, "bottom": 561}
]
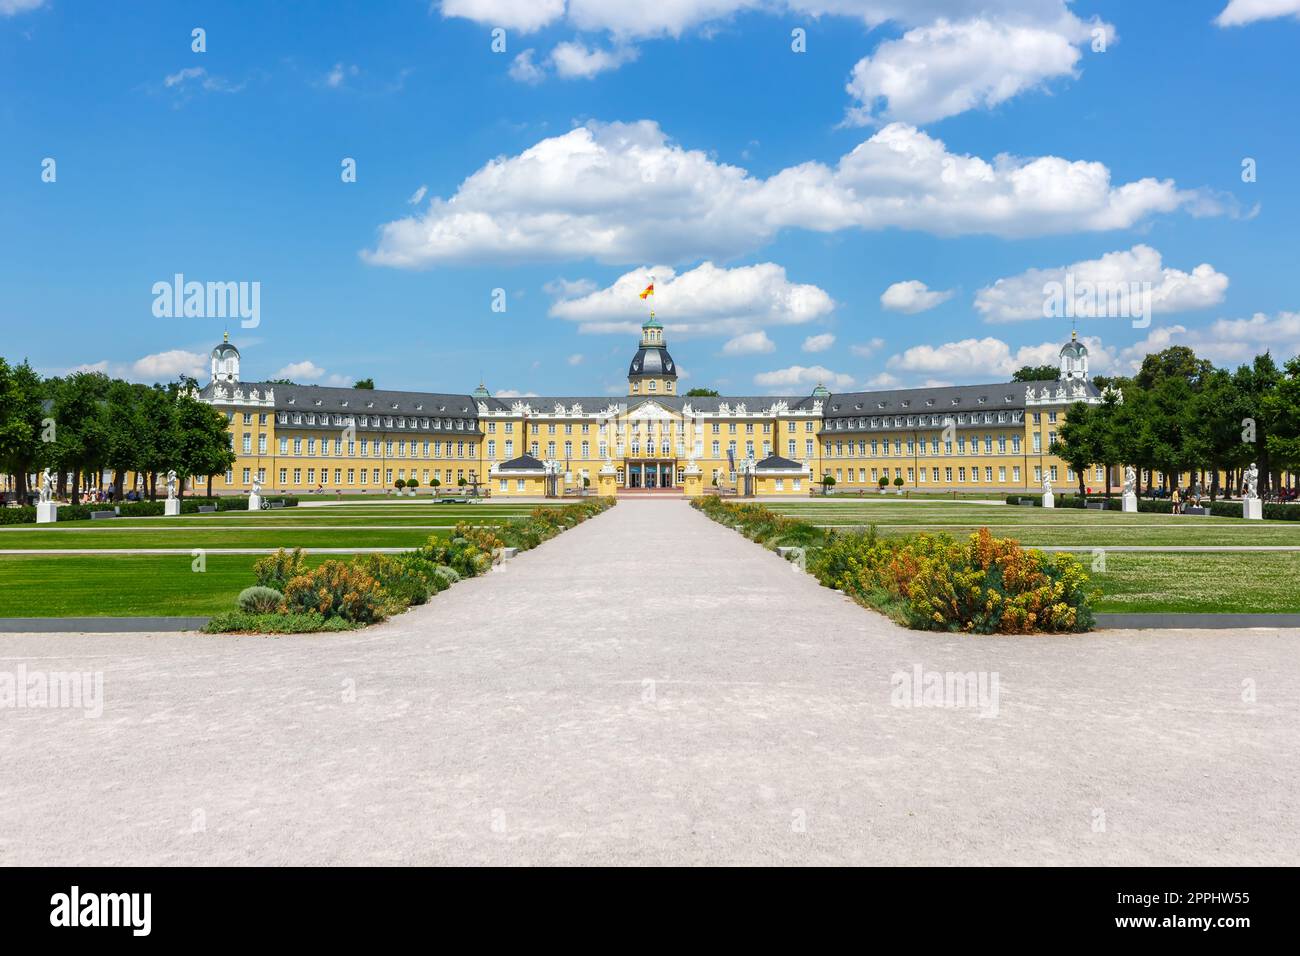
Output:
[
  {"left": 152, "top": 273, "right": 260, "bottom": 328},
  {"left": 1042, "top": 273, "right": 1153, "bottom": 329},
  {"left": 50, "top": 886, "right": 151, "bottom": 936},
  {"left": 0, "top": 665, "right": 102, "bottom": 718},
  {"left": 890, "top": 664, "right": 1000, "bottom": 718}
]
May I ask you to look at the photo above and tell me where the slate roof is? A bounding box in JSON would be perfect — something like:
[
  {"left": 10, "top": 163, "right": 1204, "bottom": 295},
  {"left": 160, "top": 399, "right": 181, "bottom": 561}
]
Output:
[
  {"left": 754, "top": 454, "right": 807, "bottom": 471},
  {"left": 496, "top": 454, "right": 546, "bottom": 471}
]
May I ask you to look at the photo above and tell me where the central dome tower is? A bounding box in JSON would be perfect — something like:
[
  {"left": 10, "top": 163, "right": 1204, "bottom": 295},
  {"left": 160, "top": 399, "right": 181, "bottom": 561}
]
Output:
[{"left": 627, "top": 315, "right": 677, "bottom": 397}]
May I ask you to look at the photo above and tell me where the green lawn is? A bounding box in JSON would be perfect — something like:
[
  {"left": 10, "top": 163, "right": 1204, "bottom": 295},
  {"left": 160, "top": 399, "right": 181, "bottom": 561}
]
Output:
[
  {"left": 0, "top": 554, "right": 338, "bottom": 617},
  {"left": 1092, "top": 553, "right": 1300, "bottom": 614}
]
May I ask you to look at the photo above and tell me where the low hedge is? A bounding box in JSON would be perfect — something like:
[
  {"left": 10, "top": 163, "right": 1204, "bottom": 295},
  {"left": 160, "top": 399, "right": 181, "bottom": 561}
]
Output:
[
  {"left": 0, "top": 494, "right": 299, "bottom": 524},
  {"left": 694, "top": 497, "right": 1094, "bottom": 634}
]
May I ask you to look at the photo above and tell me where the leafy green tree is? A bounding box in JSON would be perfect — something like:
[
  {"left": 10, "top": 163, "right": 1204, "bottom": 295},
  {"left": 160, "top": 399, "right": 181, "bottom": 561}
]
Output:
[
  {"left": 685, "top": 387, "right": 719, "bottom": 397},
  {"left": 1056, "top": 400, "right": 1105, "bottom": 496},
  {"left": 173, "top": 389, "right": 236, "bottom": 499},
  {"left": 1263, "top": 356, "right": 1300, "bottom": 479},
  {"left": 353, "top": 378, "right": 375, "bottom": 390},
  {"left": 1011, "top": 365, "right": 1059, "bottom": 383},
  {"left": 49, "top": 371, "right": 112, "bottom": 503},
  {"left": 0, "top": 359, "right": 47, "bottom": 500}
]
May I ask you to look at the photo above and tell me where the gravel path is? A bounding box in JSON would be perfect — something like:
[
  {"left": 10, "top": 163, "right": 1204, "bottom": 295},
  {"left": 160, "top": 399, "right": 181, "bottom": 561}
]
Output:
[{"left": 1, "top": 499, "right": 1295, "bottom": 865}]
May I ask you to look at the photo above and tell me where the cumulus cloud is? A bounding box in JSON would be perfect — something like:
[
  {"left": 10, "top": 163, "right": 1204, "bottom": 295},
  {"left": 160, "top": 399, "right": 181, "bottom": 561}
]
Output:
[
  {"left": 886, "top": 334, "right": 1117, "bottom": 380},
  {"left": 71, "top": 350, "right": 211, "bottom": 382},
  {"left": 974, "top": 245, "right": 1229, "bottom": 323},
  {"left": 1215, "top": 0, "right": 1300, "bottom": 27},
  {"left": 548, "top": 261, "right": 834, "bottom": 337},
  {"left": 567, "top": 353, "right": 585, "bottom": 365},
  {"left": 496, "top": 388, "right": 541, "bottom": 398},
  {"left": 508, "top": 49, "right": 546, "bottom": 84},
  {"left": 0, "top": 0, "right": 46, "bottom": 15},
  {"left": 363, "top": 120, "right": 1206, "bottom": 267},
  {"left": 274, "top": 360, "right": 326, "bottom": 381},
  {"left": 851, "top": 337, "right": 886, "bottom": 358},
  {"left": 754, "top": 364, "right": 856, "bottom": 392},
  {"left": 881, "top": 280, "right": 954, "bottom": 314},
  {"left": 551, "top": 41, "right": 639, "bottom": 78},
  {"left": 802, "top": 333, "right": 836, "bottom": 353},
  {"left": 439, "top": 0, "right": 565, "bottom": 33},
  {"left": 844, "top": 14, "right": 1112, "bottom": 126},
  {"left": 1121, "top": 313, "right": 1300, "bottom": 369},
  {"left": 722, "top": 331, "right": 776, "bottom": 355},
  {"left": 325, "top": 63, "right": 359, "bottom": 88}
]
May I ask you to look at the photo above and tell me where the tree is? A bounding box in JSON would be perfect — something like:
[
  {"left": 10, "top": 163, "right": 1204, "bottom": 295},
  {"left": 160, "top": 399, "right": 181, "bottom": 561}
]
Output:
[
  {"left": 1057, "top": 401, "right": 1105, "bottom": 497},
  {"left": 49, "top": 371, "right": 112, "bottom": 504},
  {"left": 0, "top": 359, "right": 47, "bottom": 500},
  {"left": 172, "top": 388, "right": 236, "bottom": 499},
  {"left": 1263, "top": 356, "right": 1300, "bottom": 480},
  {"left": 354, "top": 378, "right": 375, "bottom": 390},
  {"left": 267, "top": 378, "right": 297, "bottom": 385},
  {"left": 821, "top": 474, "right": 835, "bottom": 495},
  {"left": 1011, "top": 365, "right": 1059, "bottom": 383},
  {"left": 685, "top": 387, "right": 719, "bottom": 397}
]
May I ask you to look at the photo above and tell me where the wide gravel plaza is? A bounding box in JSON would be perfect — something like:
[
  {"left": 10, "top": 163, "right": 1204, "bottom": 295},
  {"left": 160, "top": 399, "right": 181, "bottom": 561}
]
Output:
[{"left": 1, "top": 499, "right": 1296, "bottom": 865}]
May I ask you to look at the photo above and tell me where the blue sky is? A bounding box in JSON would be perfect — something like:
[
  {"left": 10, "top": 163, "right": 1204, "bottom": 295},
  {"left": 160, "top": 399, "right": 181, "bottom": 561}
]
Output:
[{"left": 3, "top": 0, "right": 1299, "bottom": 397}]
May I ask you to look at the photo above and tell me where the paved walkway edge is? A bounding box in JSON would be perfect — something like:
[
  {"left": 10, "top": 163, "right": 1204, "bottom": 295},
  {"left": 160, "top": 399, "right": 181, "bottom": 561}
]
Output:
[
  {"left": 1095, "top": 612, "right": 1300, "bottom": 629},
  {"left": 0, "top": 616, "right": 211, "bottom": 633}
]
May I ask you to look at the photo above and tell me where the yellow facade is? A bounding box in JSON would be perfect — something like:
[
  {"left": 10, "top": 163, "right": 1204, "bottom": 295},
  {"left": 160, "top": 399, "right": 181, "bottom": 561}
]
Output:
[{"left": 200, "top": 328, "right": 1108, "bottom": 500}]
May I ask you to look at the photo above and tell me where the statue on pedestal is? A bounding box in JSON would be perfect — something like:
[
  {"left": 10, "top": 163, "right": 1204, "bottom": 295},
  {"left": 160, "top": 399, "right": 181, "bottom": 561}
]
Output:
[
  {"left": 39, "top": 468, "right": 54, "bottom": 504},
  {"left": 1123, "top": 465, "right": 1136, "bottom": 496},
  {"left": 1244, "top": 462, "right": 1259, "bottom": 500},
  {"left": 166, "top": 470, "right": 178, "bottom": 501},
  {"left": 1042, "top": 476, "right": 1053, "bottom": 496},
  {"left": 251, "top": 478, "right": 262, "bottom": 497}
]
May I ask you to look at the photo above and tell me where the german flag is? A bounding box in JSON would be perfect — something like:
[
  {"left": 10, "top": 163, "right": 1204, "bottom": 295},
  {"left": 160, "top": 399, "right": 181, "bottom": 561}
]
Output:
[{"left": 639, "top": 282, "right": 654, "bottom": 300}]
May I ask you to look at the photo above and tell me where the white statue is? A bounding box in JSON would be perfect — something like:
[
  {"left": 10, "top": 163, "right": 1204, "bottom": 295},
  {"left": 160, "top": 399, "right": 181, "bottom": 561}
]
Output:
[
  {"left": 252, "top": 478, "right": 262, "bottom": 497},
  {"left": 1042, "top": 475, "right": 1053, "bottom": 495},
  {"left": 1244, "top": 462, "right": 1259, "bottom": 500},
  {"left": 166, "top": 470, "right": 178, "bottom": 500},
  {"left": 39, "top": 468, "right": 54, "bottom": 504},
  {"left": 1123, "top": 465, "right": 1136, "bottom": 496}
]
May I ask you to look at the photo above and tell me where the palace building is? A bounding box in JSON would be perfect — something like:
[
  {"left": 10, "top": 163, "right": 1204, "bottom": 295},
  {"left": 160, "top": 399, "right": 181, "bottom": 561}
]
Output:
[{"left": 199, "top": 324, "right": 1104, "bottom": 497}]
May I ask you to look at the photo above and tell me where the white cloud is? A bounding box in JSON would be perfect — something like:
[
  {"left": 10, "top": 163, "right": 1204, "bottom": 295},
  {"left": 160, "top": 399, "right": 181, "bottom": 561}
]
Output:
[
  {"left": 67, "top": 360, "right": 110, "bottom": 375},
  {"left": 132, "top": 350, "right": 209, "bottom": 381},
  {"left": 844, "top": 15, "right": 1112, "bottom": 126},
  {"left": 722, "top": 331, "right": 776, "bottom": 355},
  {"left": 886, "top": 334, "right": 1117, "bottom": 379},
  {"left": 274, "top": 360, "right": 326, "bottom": 381},
  {"left": 1215, "top": 0, "right": 1300, "bottom": 27},
  {"left": 549, "top": 261, "right": 834, "bottom": 337},
  {"left": 439, "top": 0, "right": 565, "bottom": 33},
  {"left": 364, "top": 120, "right": 1205, "bottom": 267},
  {"left": 974, "top": 245, "right": 1229, "bottom": 323},
  {"left": 567, "top": 353, "right": 585, "bottom": 365},
  {"left": 550, "top": 41, "right": 639, "bottom": 78},
  {"left": 802, "top": 333, "right": 835, "bottom": 353},
  {"left": 1121, "top": 313, "right": 1300, "bottom": 369},
  {"left": 408, "top": 185, "right": 428, "bottom": 205},
  {"left": 495, "top": 388, "right": 541, "bottom": 398},
  {"left": 163, "top": 66, "right": 246, "bottom": 95},
  {"left": 754, "top": 364, "right": 856, "bottom": 392},
  {"left": 881, "top": 279, "right": 954, "bottom": 314},
  {"left": 508, "top": 49, "right": 546, "bottom": 84},
  {"left": 325, "top": 63, "right": 359, "bottom": 88},
  {"left": 0, "top": 0, "right": 46, "bottom": 15},
  {"left": 865, "top": 371, "right": 902, "bottom": 387},
  {"left": 851, "top": 337, "right": 886, "bottom": 358}
]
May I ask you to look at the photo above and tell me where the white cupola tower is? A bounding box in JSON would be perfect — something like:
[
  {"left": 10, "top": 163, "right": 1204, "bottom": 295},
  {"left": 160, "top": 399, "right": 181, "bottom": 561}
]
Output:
[
  {"left": 211, "top": 332, "right": 241, "bottom": 384},
  {"left": 1059, "top": 329, "right": 1088, "bottom": 382}
]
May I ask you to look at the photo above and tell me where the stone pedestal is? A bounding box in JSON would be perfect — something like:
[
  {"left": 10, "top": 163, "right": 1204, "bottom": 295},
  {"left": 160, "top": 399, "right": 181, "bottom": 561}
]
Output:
[
  {"left": 1122, "top": 492, "right": 1137, "bottom": 513},
  {"left": 682, "top": 464, "right": 703, "bottom": 497},
  {"left": 164, "top": 498, "right": 180, "bottom": 516},
  {"left": 597, "top": 466, "right": 618, "bottom": 497},
  {"left": 36, "top": 502, "right": 57, "bottom": 524},
  {"left": 248, "top": 494, "right": 263, "bottom": 511},
  {"left": 1042, "top": 492, "right": 1054, "bottom": 509},
  {"left": 1243, "top": 498, "right": 1262, "bottom": 520}
]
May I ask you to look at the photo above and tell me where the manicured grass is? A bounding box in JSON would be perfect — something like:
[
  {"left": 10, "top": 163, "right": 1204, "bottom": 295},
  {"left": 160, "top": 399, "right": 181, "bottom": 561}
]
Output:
[
  {"left": 0, "top": 528, "right": 451, "bottom": 550},
  {"left": 1091, "top": 553, "right": 1300, "bottom": 614},
  {"left": 0, "top": 554, "right": 326, "bottom": 617}
]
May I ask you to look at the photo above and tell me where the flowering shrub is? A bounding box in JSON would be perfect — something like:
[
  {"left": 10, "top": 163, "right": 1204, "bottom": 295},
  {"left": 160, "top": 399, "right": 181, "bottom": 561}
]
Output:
[
  {"left": 696, "top": 497, "right": 1094, "bottom": 634},
  {"left": 252, "top": 548, "right": 309, "bottom": 592},
  {"left": 283, "top": 561, "right": 385, "bottom": 624}
]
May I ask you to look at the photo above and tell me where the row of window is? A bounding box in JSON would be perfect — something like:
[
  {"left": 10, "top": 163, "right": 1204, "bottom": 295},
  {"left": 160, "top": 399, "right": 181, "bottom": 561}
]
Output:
[
  {"left": 826, "top": 464, "right": 1077, "bottom": 485},
  {"left": 824, "top": 410, "right": 1056, "bottom": 432},
  {"left": 235, "top": 435, "right": 479, "bottom": 458},
  {"left": 226, "top": 467, "right": 474, "bottom": 486}
]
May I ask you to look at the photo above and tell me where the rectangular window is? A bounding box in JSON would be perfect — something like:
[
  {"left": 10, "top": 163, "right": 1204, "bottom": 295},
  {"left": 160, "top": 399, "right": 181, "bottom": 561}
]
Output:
[{"left": 279, "top": 468, "right": 287, "bottom": 484}]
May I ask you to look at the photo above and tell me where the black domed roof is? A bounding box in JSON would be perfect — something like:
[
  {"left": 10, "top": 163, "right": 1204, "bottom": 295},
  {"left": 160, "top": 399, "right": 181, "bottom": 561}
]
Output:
[{"left": 628, "top": 345, "right": 677, "bottom": 378}]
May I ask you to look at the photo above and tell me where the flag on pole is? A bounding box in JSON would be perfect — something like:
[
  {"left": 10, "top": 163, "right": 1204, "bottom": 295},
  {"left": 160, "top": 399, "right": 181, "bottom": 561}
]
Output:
[{"left": 639, "top": 282, "right": 654, "bottom": 300}]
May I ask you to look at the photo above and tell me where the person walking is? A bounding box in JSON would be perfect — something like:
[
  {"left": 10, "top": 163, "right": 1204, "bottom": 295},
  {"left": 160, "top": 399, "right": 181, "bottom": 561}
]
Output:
[{"left": 1172, "top": 487, "right": 1182, "bottom": 514}]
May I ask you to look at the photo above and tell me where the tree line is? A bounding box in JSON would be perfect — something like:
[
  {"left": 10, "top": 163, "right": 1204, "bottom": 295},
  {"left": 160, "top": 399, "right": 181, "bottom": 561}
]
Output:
[
  {"left": 1057, "top": 346, "right": 1300, "bottom": 499},
  {"left": 0, "top": 358, "right": 236, "bottom": 503}
]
